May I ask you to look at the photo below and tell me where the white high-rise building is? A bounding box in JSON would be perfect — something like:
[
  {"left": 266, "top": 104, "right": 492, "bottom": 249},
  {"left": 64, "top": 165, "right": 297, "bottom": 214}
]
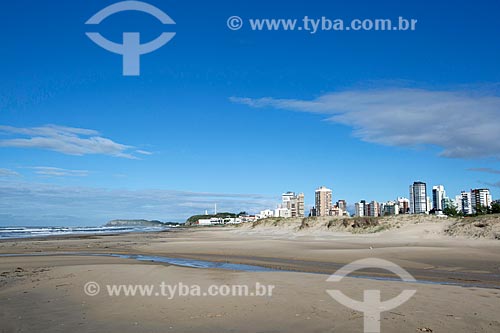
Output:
[
  {"left": 354, "top": 201, "right": 365, "bottom": 217},
  {"left": 410, "top": 181, "right": 428, "bottom": 214},
  {"left": 282, "top": 192, "right": 295, "bottom": 203},
  {"left": 432, "top": 185, "right": 446, "bottom": 211},
  {"left": 281, "top": 191, "right": 305, "bottom": 217},
  {"left": 456, "top": 191, "right": 472, "bottom": 215}
]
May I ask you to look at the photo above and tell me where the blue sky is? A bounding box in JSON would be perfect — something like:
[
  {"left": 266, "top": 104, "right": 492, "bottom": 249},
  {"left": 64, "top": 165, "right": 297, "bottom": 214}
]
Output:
[{"left": 1, "top": 0, "right": 499, "bottom": 225}]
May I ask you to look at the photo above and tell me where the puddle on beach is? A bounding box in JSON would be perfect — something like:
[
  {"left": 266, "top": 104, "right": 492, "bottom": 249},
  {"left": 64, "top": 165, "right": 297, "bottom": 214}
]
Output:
[
  {"left": 108, "top": 253, "right": 277, "bottom": 272},
  {"left": 0, "top": 252, "right": 276, "bottom": 272},
  {"left": 1, "top": 252, "right": 498, "bottom": 289}
]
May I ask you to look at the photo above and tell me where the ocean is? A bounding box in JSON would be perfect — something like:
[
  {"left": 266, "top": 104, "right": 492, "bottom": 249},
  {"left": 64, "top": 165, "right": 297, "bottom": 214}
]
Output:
[{"left": 0, "top": 226, "right": 169, "bottom": 239}]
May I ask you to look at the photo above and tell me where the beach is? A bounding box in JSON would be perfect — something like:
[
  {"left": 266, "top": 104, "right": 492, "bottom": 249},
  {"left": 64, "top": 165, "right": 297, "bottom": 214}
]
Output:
[{"left": 1, "top": 219, "right": 500, "bottom": 332}]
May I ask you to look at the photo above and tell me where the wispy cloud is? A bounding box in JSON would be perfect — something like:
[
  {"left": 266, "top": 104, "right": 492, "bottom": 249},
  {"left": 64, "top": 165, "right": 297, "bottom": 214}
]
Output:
[
  {"left": 230, "top": 88, "right": 500, "bottom": 159},
  {"left": 135, "top": 149, "right": 153, "bottom": 155},
  {"left": 0, "top": 168, "right": 20, "bottom": 177},
  {"left": 467, "top": 167, "right": 500, "bottom": 175},
  {"left": 29, "top": 167, "right": 89, "bottom": 177},
  {"left": 0, "top": 125, "right": 142, "bottom": 159},
  {"left": 0, "top": 181, "right": 275, "bottom": 226}
]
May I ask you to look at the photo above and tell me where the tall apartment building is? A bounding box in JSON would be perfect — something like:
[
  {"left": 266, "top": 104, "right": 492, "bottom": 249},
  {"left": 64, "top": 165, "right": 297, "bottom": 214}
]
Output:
[
  {"left": 281, "top": 192, "right": 295, "bottom": 216},
  {"left": 296, "top": 193, "right": 305, "bottom": 217},
  {"left": 410, "top": 181, "right": 428, "bottom": 214},
  {"left": 367, "top": 201, "right": 380, "bottom": 217},
  {"left": 455, "top": 191, "right": 472, "bottom": 215},
  {"left": 471, "top": 188, "right": 492, "bottom": 213},
  {"left": 282, "top": 192, "right": 295, "bottom": 205},
  {"left": 315, "top": 186, "right": 332, "bottom": 217},
  {"left": 281, "top": 191, "right": 305, "bottom": 217},
  {"left": 432, "top": 185, "right": 446, "bottom": 211},
  {"left": 354, "top": 201, "right": 365, "bottom": 217}
]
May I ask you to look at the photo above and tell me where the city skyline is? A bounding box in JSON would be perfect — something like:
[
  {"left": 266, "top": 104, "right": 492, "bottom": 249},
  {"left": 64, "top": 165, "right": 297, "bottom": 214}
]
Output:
[
  {"left": 1, "top": 0, "right": 499, "bottom": 225},
  {"left": 258, "top": 182, "right": 495, "bottom": 219}
]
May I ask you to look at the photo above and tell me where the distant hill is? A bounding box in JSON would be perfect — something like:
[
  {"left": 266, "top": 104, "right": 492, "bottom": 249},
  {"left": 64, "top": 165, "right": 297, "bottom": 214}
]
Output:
[{"left": 104, "top": 219, "right": 180, "bottom": 227}]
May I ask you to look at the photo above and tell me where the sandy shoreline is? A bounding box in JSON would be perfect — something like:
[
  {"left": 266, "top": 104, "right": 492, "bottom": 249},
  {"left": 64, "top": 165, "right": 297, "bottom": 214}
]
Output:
[{"left": 1, "top": 223, "right": 500, "bottom": 332}]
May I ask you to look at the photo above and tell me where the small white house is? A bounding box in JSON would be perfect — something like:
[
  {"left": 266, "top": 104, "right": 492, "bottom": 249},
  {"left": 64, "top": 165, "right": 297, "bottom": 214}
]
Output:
[
  {"left": 197, "top": 217, "right": 224, "bottom": 225},
  {"left": 258, "top": 209, "right": 275, "bottom": 219}
]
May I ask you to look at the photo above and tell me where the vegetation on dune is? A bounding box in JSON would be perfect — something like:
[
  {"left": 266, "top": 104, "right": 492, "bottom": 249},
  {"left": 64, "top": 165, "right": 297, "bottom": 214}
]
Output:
[
  {"left": 445, "top": 213, "right": 500, "bottom": 240},
  {"left": 242, "top": 216, "right": 389, "bottom": 233},
  {"left": 246, "top": 214, "right": 500, "bottom": 239}
]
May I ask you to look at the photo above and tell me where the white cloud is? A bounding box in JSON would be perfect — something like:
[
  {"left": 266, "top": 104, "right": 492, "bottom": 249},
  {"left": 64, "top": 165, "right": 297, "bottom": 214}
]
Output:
[
  {"left": 29, "top": 167, "right": 89, "bottom": 177},
  {"left": 0, "top": 124, "right": 141, "bottom": 159},
  {"left": 0, "top": 168, "right": 20, "bottom": 177},
  {"left": 230, "top": 88, "right": 500, "bottom": 159},
  {"left": 0, "top": 181, "right": 276, "bottom": 225}
]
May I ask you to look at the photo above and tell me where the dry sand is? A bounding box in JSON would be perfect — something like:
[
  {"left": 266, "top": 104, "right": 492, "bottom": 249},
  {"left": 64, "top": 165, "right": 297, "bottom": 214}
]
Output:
[{"left": 1, "top": 219, "right": 500, "bottom": 332}]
